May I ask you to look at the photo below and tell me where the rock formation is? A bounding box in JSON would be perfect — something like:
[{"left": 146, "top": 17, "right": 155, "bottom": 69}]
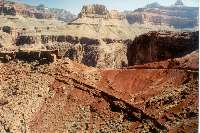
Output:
[
  {"left": 47, "top": 39, "right": 129, "bottom": 68},
  {"left": 0, "top": 49, "right": 61, "bottom": 63},
  {"left": 0, "top": 30, "right": 198, "bottom": 68},
  {"left": 0, "top": 3, "right": 197, "bottom": 69},
  {"left": 78, "top": 4, "right": 125, "bottom": 20},
  {"left": 78, "top": 4, "right": 109, "bottom": 18},
  {"left": 0, "top": 1, "right": 75, "bottom": 22},
  {"left": 1, "top": 1, "right": 198, "bottom": 29},
  {"left": 127, "top": 31, "right": 199, "bottom": 65},
  {"left": 71, "top": 4, "right": 128, "bottom": 26},
  {"left": 0, "top": 1, "right": 198, "bottom": 132},
  {"left": 125, "top": 2, "right": 198, "bottom": 28}
]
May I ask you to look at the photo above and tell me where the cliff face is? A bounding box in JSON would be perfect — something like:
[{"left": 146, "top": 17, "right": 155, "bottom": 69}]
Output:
[
  {"left": 1, "top": 30, "right": 198, "bottom": 68},
  {"left": 127, "top": 31, "right": 199, "bottom": 66},
  {"left": 78, "top": 4, "right": 109, "bottom": 18},
  {"left": 47, "top": 39, "right": 129, "bottom": 68},
  {"left": 13, "top": 34, "right": 130, "bottom": 68},
  {"left": 78, "top": 4, "right": 125, "bottom": 20},
  {"left": 72, "top": 4, "right": 128, "bottom": 26},
  {"left": 0, "top": 1, "right": 75, "bottom": 22},
  {"left": 1, "top": 1, "right": 198, "bottom": 29},
  {"left": 0, "top": 3, "right": 198, "bottom": 68},
  {"left": 125, "top": 4, "right": 198, "bottom": 28},
  {"left": 48, "top": 8, "right": 76, "bottom": 22}
]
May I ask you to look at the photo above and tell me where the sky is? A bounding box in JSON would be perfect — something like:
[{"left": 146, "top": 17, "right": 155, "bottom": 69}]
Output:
[{"left": 10, "top": 0, "right": 199, "bottom": 14}]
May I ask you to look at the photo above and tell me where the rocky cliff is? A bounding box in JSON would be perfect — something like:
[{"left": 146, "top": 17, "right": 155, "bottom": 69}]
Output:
[
  {"left": 44, "top": 37, "right": 129, "bottom": 68},
  {"left": 0, "top": 3, "right": 197, "bottom": 68},
  {"left": 71, "top": 4, "right": 128, "bottom": 26},
  {"left": 0, "top": 30, "right": 198, "bottom": 68},
  {"left": 0, "top": 1, "right": 198, "bottom": 132},
  {"left": 125, "top": 2, "right": 198, "bottom": 29},
  {"left": 78, "top": 4, "right": 109, "bottom": 18},
  {"left": 127, "top": 31, "right": 199, "bottom": 65},
  {"left": 1, "top": 1, "right": 198, "bottom": 29},
  {"left": 0, "top": 1, "right": 76, "bottom": 22},
  {"left": 78, "top": 4, "right": 125, "bottom": 20},
  {"left": 0, "top": 33, "right": 130, "bottom": 68}
]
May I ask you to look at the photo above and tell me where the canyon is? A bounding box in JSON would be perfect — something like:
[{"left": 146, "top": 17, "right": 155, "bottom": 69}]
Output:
[
  {"left": 0, "top": 30, "right": 198, "bottom": 68},
  {"left": 0, "top": 1, "right": 198, "bottom": 29},
  {"left": 125, "top": 2, "right": 198, "bottom": 29},
  {"left": 0, "top": 1, "right": 76, "bottom": 22},
  {"left": 0, "top": 1, "right": 198, "bottom": 133}
]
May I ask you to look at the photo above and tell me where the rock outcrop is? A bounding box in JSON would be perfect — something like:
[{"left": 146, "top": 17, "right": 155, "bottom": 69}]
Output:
[
  {"left": 127, "top": 31, "right": 199, "bottom": 65},
  {"left": 78, "top": 4, "right": 109, "bottom": 18},
  {"left": 71, "top": 4, "right": 128, "bottom": 26},
  {"left": 125, "top": 2, "right": 198, "bottom": 28},
  {"left": 48, "top": 40, "right": 129, "bottom": 68},
  {"left": 0, "top": 33, "right": 130, "bottom": 68},
  {"left": 0, "top": 50, "right": 61, "bottom": 63},
  {"left": 1, "top": 30, "right": 198, "bottom": 68},
  {"left": 78, "top": 4, "right": 125, "bottom": 20},
  {"left": 0, "top": 1, "right": 75, "bottom": 22}
]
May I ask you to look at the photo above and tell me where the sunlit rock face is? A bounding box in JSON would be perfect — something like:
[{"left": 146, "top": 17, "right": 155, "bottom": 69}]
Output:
[
  {"left": 73, "top": 4, "right": 128, "bottom": 26},
  {"left": 78, "top": 4, "right": 125, "bottom": 20},
  {"left": 0, "top": 1, "right": 75, "bottom": 21},
  {"left": 78, "top": 4, "right": 109, "bottom": 18},
  {"left": 125, "top": 2, "right": 198, "bottom": 29}
]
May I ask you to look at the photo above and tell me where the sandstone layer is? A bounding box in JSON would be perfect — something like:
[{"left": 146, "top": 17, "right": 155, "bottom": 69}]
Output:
[
  {"left": 72, "top": 4, "right": 128, "bottom": 26},
  {"left": 0, "top": 30, "right": 198, "bottom": 68},
  {"left": 125, "top": 2, "right": 198, "bottom": 29},
  {"left": 0, "top": 1, "right": 75, "bottom": 22},
  {"left": 1, "top": 1, "right": 198, "bottom": 29}
]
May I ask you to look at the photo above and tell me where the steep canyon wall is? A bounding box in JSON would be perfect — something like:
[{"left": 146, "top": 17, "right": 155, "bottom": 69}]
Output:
[{"left": 1, "top": 30, "right": 198, "bottom": 68}]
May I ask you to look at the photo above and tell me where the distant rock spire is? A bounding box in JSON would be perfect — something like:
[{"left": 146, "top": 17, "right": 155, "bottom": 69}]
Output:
[{"left": 175, "top": 0, "right": 184, "bottom": 7}]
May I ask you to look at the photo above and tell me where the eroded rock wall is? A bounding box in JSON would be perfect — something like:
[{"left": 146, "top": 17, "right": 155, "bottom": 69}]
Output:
[
  {"left": 47, "top": 41, "right": 128, "bottom": 68},
  {"left": 3, "top": 31, "right": 199, "bottom": 68},
  {"left": 125, "top": 6, "right": 198, "bottom": 28},
  {"left": 0, "top": 50, "right": 60, "bottom": 63},
  {"left": 127, "top": 31, "right": 199, "bottom": 65},
  {"left": 13, "top": 34, "right": 129, "bottom": 68},
  {"left": 0, "top": 1, "right": 75, "bottom": 21}
]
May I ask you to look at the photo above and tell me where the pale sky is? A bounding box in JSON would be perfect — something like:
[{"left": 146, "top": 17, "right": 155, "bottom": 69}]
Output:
[{"left": 10, "top": 0, "right": 199, "bottom": 14}]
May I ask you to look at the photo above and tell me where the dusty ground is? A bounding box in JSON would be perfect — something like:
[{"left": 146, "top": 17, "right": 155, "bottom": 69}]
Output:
[{"left": 0, "top": 50, "right": 198, "bottom": 133}]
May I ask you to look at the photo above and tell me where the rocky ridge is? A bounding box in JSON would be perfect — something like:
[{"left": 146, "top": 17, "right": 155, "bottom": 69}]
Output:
[
  {"left": 0, "top": 1, "right": 198, "bottom": 29},
  {"left": 125, "top": 2, "right": 198, "bottom": 28},
  {"left": 0, "top": 1, "right": 76, "bottom": 22},
  {"left": 127, "top": 31, "right": 199, "bottom": 65},
  {"left": 71, "top": 4, "right": 128, "bottom": 26},
  {"left": 0, "top": 5, "right": 177, "bottom": 68},
  {"left": 0, "top": 30, "right": 198, "bottom": 68}
]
